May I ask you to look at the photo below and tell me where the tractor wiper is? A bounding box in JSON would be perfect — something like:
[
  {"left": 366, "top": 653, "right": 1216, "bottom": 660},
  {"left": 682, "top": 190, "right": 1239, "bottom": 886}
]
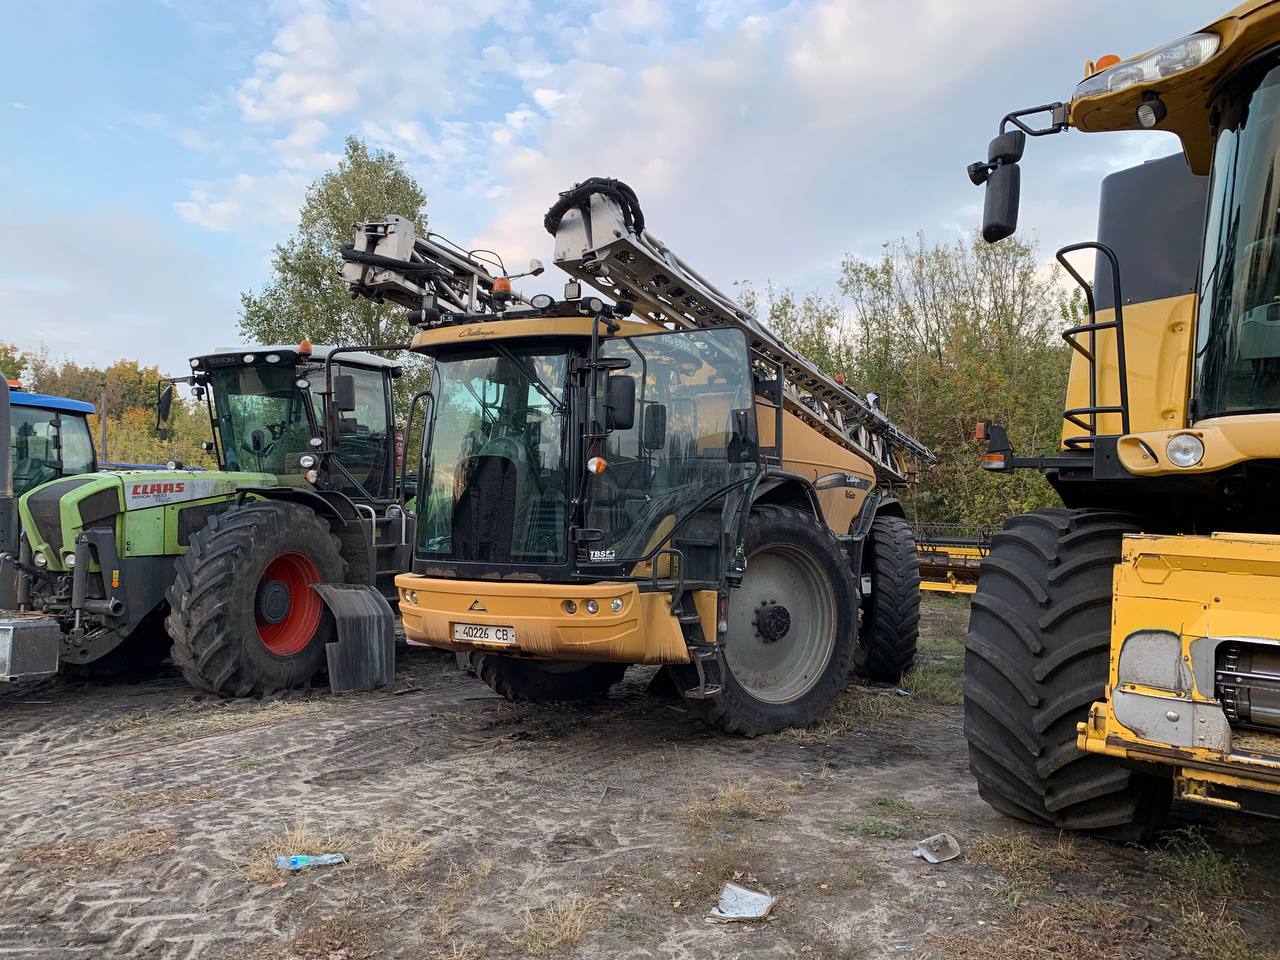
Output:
[{"left": 491, "top": 343, "right": 564, "bottom": 413}]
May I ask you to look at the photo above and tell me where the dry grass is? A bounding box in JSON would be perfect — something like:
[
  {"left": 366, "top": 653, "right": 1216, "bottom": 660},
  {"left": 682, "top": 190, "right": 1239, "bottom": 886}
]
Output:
[
  {"left": 967, "top": 830, "right": 1088, "bottom": 890},
  {"left": 773, "top": 686, "right": 921, "bottom": 742},
  {"left": 238, "top": 822, "right": 352, "bottom": 885},
  {"left": 1157, "top": 895, "right": 1271, "bottom": 960},
  {"left": 676, "top": 780, "right": 792, "bottom": 830},
  {"left": 19, "top": 827, "right": 179, "bottom": 872},
  {"left": 1149, "top": 826, "right": 1244, "bottom": 899},
  {"left": 372, "top": 827, "right": 433, "bottom": 876},
  {"left": 932, "top": 896, "right": 1148, "bottom": 960},
  {"left": 507, "top": 895, "right": 604, "bottom": 958},
  {"left": 424, "top": 942, "right": 487, "bottom": 960},
  {"left": 110, "top": 786, "right": 226, "bottom": 814},
  {"left": 106, "top": 697, "right": 336, "bottom": 741}
]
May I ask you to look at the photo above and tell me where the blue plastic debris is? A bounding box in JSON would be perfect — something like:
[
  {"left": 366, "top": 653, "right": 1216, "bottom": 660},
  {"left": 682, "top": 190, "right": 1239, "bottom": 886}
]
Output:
[{"left": 276, "top": 853, "right": 346, "bottom": 871}]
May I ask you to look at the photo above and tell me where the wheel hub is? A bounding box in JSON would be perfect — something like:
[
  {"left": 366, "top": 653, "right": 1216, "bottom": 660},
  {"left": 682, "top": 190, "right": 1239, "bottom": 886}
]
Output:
[
  {"left": 754, "top": 603, "right": 792, "bottom": 642},
  {"left": 255, "top": 578, "right": 292, "bottom": 625}
]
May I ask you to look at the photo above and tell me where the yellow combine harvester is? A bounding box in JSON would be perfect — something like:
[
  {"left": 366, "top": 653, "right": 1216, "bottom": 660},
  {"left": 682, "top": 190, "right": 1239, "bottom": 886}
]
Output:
[
  {"left": 341, "top": 181, "right": 934, "bottom": 736},
  {"left": 966, "top": 1, "right": 1280, "bottom": 836}
]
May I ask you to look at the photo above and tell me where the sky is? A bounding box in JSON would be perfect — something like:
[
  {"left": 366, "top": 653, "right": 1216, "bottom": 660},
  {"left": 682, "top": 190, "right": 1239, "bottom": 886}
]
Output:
[{"left": 0, "top": 0, "right": 1212, "bottom": 377}]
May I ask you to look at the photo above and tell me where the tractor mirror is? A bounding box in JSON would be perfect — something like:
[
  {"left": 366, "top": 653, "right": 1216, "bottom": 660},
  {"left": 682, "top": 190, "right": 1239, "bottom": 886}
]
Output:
[
  {"left": 982, "top": 162, "right": 1021, "bottom": 243},
  {"left": 156, "top": 383, "right": 175, "bottom": 439},
  {"left": 987, "top": 129, "right": 1025, "bottom": 165},
  {"left": 333, "top": 374, "right": 357, "bottom": 413},
  {"left": 641, "top": 403, "right": 667, "bottom": 452},
  {"left": 605, "top": 374, "right": 636, "bottom": 432}
]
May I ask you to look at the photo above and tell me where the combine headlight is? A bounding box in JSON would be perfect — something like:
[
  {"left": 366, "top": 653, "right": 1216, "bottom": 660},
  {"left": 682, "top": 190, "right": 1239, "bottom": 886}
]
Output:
[
  {"left": 1075, "top": 33, "right": 1219, "bottom": 100},
  {"left": 585, "top": 600, "right": 599, "bottom": 615},
  {"left": 299, "top": 454, "right": 317, "bottom": 469},
  {"left": 563, "top": 600, "right": 577, "bottom": 615},
  {"left": 1167, "top": 433, "right": 1204, "bottom": 467},
  {"left": 610, "top": 597, "right": 623, "bottom": 613},
  {"left": 243, "top": 353, "right": 256, "bottom": 364}
]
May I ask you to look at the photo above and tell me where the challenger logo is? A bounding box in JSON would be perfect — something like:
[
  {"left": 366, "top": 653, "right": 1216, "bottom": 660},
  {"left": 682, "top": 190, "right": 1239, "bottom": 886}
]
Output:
[
  {"left": 469, "top": 600, "right": 487, "bottom": 612},
  {"left": 130, "top": 482, "right": 185, "bottom": 496}
]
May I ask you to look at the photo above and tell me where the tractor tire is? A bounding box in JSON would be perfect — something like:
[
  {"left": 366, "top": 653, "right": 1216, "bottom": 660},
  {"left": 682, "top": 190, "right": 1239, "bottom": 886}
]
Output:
[
  {"left": 471, "top": 654, "right": 627, "bottom": 702},
  {"left": 855, "top": 513, "right": 920, "bottom": 683},
  {"left": 677, "top": 505, "right": 858, "bottom": 737},
  {"left": 963, "top": 507, "right": 1171, "bottom": 841},
  {"left": 166, "top": 500, "right": 345, "bottom": 697}
]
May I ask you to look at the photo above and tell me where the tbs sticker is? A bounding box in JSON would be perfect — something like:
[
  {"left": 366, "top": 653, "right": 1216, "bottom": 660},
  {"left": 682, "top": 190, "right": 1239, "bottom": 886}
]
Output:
[{"left": 588, "top": 549, "right": 617, "bottom": 563}]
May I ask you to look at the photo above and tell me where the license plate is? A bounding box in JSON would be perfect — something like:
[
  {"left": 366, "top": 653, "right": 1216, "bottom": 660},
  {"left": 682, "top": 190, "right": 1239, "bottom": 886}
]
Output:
[{"left": 453, "top": 623, "right": 517, "bottom": 645}]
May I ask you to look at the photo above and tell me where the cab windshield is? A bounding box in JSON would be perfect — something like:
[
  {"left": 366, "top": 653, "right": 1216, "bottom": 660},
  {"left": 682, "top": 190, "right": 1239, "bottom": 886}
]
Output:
[
  {"left": 1197, "top": 59, "right": 1280, "bottom": 417},
  {"left": 209, "top": 365, "right": 314, "bottom": 476},
  {"left": 10, "top": 406, "right": 95, "bottom": 495},
  {"left": 419, "top": 347, "right": 569, "bottom": 564}
]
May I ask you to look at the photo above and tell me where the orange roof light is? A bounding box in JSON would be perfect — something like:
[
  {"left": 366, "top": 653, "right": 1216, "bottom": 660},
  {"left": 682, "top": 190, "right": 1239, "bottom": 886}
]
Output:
[
  {"left": 492, "top": 276, "right": 512, "bottom": 295},
  {"left": 1090, "top": 53, "right": 1121, "bottom": 76},
  {"left": 298, "top": 338, "right": 313, "bottom": 356},
  {"left": 834, "top": 373, "right": 846, "bottom": 385}
]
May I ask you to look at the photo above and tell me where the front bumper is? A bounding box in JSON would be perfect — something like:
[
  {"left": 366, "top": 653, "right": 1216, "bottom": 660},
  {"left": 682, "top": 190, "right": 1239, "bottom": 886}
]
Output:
[
  {"left": 394, "top": 575, "right": 693, "bottom": 664},
  {"left": 1077, "top": 532, "right": 1280, "bottom": 811}
]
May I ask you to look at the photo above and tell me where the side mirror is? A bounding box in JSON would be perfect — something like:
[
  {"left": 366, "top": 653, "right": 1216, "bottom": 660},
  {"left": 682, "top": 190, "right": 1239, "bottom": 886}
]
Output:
[
  {"left": 987, "top": 129, "right": 1025, "bottom": 165},
  {"left": 727, "top": 408, "right": 759, "bottom": 463},
  {"left": 604, "top": 374, "right": 636, "bottom": 432},
  {"left": 642, "top": 403, "right": 667, "bottom": 452},
  {"left": 333, "top": 374, "right": 357, "bottom": 413},
  {"left": 982, "top": 162, "right": 1021, "bottom": 243},
  {"left": 156, "top": 383, "right": 174, "bottom": 440}
]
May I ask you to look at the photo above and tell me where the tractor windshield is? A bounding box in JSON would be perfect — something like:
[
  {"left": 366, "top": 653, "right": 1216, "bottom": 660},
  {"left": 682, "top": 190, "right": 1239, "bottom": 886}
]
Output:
[
  {"left": 1197, "top": 58, "right": 1280, "bottom": 418},
  {"left": 209, "top": 365, "right": 314, "bottom": 476},
  {"left": 10, "top": 407, "right": 94, "bottom": 496},
  {"left": 587, "top": 327, "right": 757, "bottom": 564},
  {"left": 418, "top": 347, "right": 569, "bottom": 564}
]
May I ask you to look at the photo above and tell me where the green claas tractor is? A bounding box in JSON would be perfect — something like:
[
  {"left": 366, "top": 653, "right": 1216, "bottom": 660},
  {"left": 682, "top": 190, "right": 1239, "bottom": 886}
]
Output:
[{"left": 0, "top": 344, "right": 411, "bottom": 693}]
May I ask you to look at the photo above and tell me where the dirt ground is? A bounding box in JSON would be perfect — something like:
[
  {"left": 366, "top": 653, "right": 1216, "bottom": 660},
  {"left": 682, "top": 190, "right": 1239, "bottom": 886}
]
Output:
[{"left": 1, "top": 595, "right": 1277, "bottom": 960}]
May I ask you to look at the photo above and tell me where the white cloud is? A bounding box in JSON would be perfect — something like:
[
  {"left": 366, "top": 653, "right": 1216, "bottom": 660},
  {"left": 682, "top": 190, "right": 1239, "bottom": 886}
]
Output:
[
  {"left": 589, "top": 0, "right": 667, "bottom": 34},
  {"left": 174, "top": 172, "right": 309, "bottom": 232},
  {"left": 11, "top": 102, "right": 26, "bottom": 110}
]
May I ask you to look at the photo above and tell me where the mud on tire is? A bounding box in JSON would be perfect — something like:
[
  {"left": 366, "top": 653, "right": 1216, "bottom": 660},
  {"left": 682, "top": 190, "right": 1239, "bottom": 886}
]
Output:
[
  {"left": 855, "top": 513, "right": 920, "bottom": 683},
  {"left": 166, "top": 500, "right": 345, "bottom": 697},
  {"left": 963, "top": 507, "right": 1171, "bottom": 841},
  {"left": 678, "top": 504, "right": 858, "bottom": 738},
  {"left": 471, "top": 654, "right": 627, "bottom": 702}
]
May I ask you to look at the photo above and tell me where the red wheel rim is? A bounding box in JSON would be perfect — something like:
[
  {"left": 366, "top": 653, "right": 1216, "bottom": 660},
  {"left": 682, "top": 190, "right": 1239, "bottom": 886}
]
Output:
[{"left": 255, "top": 551, "right": 323, "bottom": 656}]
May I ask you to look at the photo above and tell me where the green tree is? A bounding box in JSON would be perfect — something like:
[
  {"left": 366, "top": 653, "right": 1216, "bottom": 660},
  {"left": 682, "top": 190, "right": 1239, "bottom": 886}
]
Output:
[
  {"left": 0, "top": 343, "right": 27, "bottom": 382},
  {"left": 239, "top": 135, "right": 429, "bottom": 423},
  {"left": 760, "top": 232, "right": 1079, "bottom": 527}
]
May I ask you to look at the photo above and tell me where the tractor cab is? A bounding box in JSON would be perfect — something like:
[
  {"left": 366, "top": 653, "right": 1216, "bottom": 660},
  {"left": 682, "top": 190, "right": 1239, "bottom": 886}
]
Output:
[{"left": 8, "top": 386, "right": 96, "bottom": 497}]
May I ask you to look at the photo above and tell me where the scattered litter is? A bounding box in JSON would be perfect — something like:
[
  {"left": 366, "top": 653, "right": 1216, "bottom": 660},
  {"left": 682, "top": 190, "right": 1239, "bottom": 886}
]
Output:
[
  {"left": 912, "top": 833, "right": 961, "bottom": 863},
  {"left": 894, "top": 688, "right": 911, "bottom": 697},
  {"left": 705, "top": 882, "right": 776, "bottom": 923},
  {"left": 276, "top": 853, "right": 346, "bottom": 871}
]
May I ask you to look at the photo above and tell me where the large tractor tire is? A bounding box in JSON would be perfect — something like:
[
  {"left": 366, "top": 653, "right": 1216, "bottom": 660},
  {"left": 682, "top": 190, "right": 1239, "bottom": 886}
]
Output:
[
  {"left": 855, "top": 513, "right": 920, "bottom": 683},
  {"left": 963, "top": 507, "right": 1171, "bottom": 841},
  {"left": 166, "top": 501, "right": 345, "bottom": 697},
  {"left": 679, "top": 505, "right": 858, "bottom": 737},
  {"left": 471, "top": 654, "right": 627, "bottom": 702}
]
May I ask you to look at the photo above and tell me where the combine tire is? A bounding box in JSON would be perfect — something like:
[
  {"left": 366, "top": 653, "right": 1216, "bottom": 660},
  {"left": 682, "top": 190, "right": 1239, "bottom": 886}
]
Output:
[
  {"left": 855, "top": 513, "right": 920, "bottom": 683},
  {"left": 679, "top": 505, "right": 857, "bottom": 737},
  {"left": 472, "top": 654, "right": 627, "bottom": 702},
  {"left": 963, "top": 508, "right": 1171, "bottom": 841},
  {"left": 166, "top": 501, "right": 344, "bottom": 697}
]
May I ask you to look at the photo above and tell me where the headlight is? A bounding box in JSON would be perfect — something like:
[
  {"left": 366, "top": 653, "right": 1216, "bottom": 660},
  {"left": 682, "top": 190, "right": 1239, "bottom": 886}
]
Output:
[
  {"left": 610, "top": 597, "right": 624, "bottom": 613},
  {"left": 64, "top": 552, "right": 76, "bottom": 568},
  {"left": 32, "top": 551, "right": 47, "bottom": 568},
  {"left": 1075, "top": 33, "right": 1219, "bottom": 100},
  {"left": 1166, "top": 433, "right": 1204, "bottom": 467},
  {"left": 585, "top": 600, "right": 599, "bottom": 615},
  {"left": 299, "top": 454, "right": 317, "bottom": 469},
  {"left": 243, "top": 353, "right": 256, "bottom": 363}
]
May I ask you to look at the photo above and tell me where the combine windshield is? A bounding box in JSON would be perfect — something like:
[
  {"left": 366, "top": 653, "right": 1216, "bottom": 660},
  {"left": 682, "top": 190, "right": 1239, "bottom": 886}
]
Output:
[
  {"left": 418, "top": 347, "right": 569, "bottom": 564},
  {"left": 10, "top": 407, "right": 94, "bottom": 495},
  {"left": 1197, "top": 59, "right": 1280, "bottom": 417},
  {"left": 209, "top": 365, "right": 314, "bottom": 476}
]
